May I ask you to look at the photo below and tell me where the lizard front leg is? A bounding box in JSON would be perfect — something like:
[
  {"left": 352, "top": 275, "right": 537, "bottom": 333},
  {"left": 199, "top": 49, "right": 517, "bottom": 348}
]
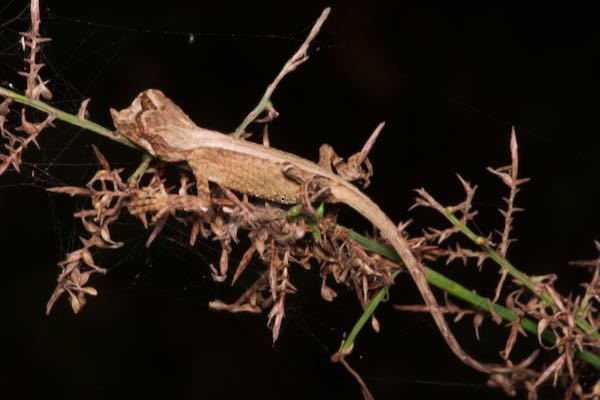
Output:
[{"left": 187, "top": 157, "right": 212, "bottom": 212}]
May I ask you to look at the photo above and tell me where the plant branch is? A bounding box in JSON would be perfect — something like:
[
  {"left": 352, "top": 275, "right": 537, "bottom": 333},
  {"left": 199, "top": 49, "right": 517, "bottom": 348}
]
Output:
[
  {"left": 334, "top": 270, "right": 400, "bottom": 357},
  {"left": 0, "top": 86, "right": 138, "bottom": 149},
  {"left": 427, "top": 199, "right": 600, "bottom": 341},
  {"left": 232, "top": 7, "right": 330, "bottom": 138},
  {"left": 346, "top": 229, "right": 600, "bottom": 371}
]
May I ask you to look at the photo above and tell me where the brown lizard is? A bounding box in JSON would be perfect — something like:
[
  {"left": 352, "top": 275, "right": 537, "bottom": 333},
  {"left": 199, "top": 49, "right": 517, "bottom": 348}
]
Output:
[{"left": 111, "top": 88, "right": 521, "bottom": 373}]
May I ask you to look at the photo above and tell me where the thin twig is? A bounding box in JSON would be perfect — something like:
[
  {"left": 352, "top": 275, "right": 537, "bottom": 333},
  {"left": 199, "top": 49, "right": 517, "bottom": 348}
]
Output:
[
  {"left": 339, "top": 358, "right": 375, "bottom": 400},
  {"left": 488, "top": 128, "right": 529, "bottom": 302},
  {"left": 128, "top": 154, "right": 153, "bottom": 185},
  {"left": 333, "top": 270, "right": 399, "bottom": 358},
  {"left": 355, "top": 121, "right": 385, "bottom": 166},
  {"left": 232, "top": 7, "right": 331, "bottom": 138},
  {"left": 0, "top": 86, "right": 137, "bottom": 149},
  {"left": 349, "top": 228, "right": 600, "bottom": 370},
  {"left": 415, "top": 189, "right": 600, "bottom": 341}
]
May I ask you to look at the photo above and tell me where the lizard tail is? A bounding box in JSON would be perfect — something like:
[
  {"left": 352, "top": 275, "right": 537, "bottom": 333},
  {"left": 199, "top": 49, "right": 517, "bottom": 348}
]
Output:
[{"left": 331, "top": 183, "right": 532, "bottom": 374}]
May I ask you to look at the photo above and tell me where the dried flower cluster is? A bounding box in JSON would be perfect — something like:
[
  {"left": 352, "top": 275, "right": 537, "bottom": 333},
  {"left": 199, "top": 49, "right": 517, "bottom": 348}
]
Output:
[
  {"left": 45, "top": 150, "right": 400, "bottom": 343},
  {"left": 45, "top": 146, "right": 126, "bottom": 313},
  {"left": 405, "top": 130, "right": 600, "bottom": 399},
  {"left": 0, "top": 0, "right": 54, "bottom": 175}
]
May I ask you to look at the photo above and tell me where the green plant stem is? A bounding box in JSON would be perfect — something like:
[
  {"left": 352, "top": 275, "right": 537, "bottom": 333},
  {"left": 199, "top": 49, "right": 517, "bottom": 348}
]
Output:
[
  {"left": 440, "top": 207, "right": 600, "bottom": 341},
  {"left": 0, "top": 86, "right": 137, "bottom": 149},
  {"left": 346, "top": 228, "right": 600, "bottom": 370},
  {"left": 233, "top": 98, "right": 272, "bottom": 139},
  {"left": 339, "top": 270, "right": 399, "bottom": 355},
  {"left": 232, "top": 8, "right": 331, "bottom": 138},
  {"left": 129, "top": 154, "right": 153, "bottom": 183}
]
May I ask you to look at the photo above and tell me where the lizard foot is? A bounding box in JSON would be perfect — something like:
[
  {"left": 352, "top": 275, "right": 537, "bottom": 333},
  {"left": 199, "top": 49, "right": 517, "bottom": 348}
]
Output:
[{"left": 317, "top": 122, "right": 385, "bottom": 188}]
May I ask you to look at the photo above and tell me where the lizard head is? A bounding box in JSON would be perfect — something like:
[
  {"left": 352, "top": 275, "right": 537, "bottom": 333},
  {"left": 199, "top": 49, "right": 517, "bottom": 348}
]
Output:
[{"left": 110, "top": 89, "right": 200, "bottom": 162}]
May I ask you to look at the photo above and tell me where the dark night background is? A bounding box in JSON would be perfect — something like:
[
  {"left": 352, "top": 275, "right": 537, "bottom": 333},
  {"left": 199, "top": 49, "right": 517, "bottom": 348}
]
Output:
[{"left": 1, "top": 1, "right": 599, "bottom": 399}]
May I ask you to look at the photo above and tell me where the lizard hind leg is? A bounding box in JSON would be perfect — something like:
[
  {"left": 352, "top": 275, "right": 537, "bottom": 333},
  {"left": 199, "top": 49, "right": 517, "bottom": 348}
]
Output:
[
  {"left": 317, "top": 122, "right": 385, "bottom": 188},
  {"left": 282, "top": 162, "right": 331, "bottom": 214},
  {"left": 318, "top": 143, "right": 343, "bottom": 172},
  {"left": 318, "top": 143, "right": 373, "bottom": 188}
]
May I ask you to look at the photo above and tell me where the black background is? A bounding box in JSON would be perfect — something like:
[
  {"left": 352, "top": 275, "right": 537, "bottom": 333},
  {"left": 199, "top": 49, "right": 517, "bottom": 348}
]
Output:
[{"left": 1, "top": 1, "right": 599, "bottom": 399}]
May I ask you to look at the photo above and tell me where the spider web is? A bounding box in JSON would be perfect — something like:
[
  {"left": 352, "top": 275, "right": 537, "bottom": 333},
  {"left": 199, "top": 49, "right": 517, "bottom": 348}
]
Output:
[
  {"left": 1, "top": 2, "right": 596, "bottom": 399},
  {"left": 0, "top": 3, "right": 368, "bottom": 399}
]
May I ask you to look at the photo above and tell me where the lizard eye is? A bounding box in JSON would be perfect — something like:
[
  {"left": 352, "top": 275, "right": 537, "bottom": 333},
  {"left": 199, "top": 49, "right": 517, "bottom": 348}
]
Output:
[{"left": 139, "top": 93, "right": 158, "bottom": 112}]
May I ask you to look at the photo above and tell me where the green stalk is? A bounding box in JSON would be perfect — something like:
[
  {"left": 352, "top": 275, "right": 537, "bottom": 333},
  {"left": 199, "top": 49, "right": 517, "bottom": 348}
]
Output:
[
  {"left": 0, "top": 86, "right": 137, "bottom": 149},
  {"left": 345, "top": 229, "right": 600, "bottom": 370},
  {"left": 129, "top": 154, "right": 153, "bottom": 183},
  {"left": 339, "top": 270, "right": 399, "bottom": 355},
  {"left": 233, "top": 97, "right": 273, "bottom": 139},
  {"left": 440, "top": 207, "right": 600, "bottom": 340}
]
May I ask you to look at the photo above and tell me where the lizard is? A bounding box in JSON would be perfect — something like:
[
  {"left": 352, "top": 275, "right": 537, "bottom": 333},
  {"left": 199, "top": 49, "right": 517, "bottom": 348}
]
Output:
[{"left": 110, "top": 88, "right": 521, "bottom": 374}]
